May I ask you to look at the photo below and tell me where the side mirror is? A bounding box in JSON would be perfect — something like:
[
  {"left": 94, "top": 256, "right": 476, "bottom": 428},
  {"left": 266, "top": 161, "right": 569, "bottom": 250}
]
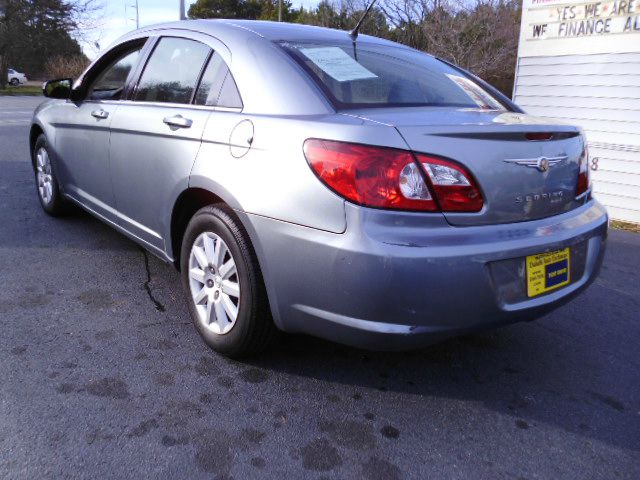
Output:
[{"left": 42, "top": 78, "right": 72, "bottom": 99}]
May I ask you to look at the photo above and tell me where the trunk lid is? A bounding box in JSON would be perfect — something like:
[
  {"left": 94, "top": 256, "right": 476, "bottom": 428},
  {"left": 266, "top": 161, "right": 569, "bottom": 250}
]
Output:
[{"left": 343, "top": 108, "right": 585, "bottom": 226}]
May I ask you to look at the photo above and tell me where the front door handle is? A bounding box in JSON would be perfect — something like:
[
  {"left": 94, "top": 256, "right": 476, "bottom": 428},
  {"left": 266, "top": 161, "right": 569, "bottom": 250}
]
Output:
[
  {"left": 91, "top": 109, "right": 109, "bottom": 120},
  {"left": 163, "top": 115, "right": 192, "bottom": 129}
]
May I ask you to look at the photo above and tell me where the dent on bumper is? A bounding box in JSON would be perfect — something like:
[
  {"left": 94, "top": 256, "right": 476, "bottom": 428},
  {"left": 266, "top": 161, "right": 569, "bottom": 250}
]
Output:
[{"left": 242, "top": 200, "right": 608, "bottom": 349}]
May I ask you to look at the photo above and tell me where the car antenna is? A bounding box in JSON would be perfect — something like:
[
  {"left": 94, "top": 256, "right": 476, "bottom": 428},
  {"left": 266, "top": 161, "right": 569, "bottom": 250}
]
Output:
[{"left": 349, "top": 0, "right": 378, "bottom": 60}]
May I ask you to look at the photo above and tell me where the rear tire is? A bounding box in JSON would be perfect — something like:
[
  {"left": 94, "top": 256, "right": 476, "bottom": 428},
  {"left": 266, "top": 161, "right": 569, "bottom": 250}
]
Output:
[
  {"left": 33, "top": 134, "right": 68, "bottom": 216},
  {"left": 180, "top": 205, "right": 277, "bottom": 358}
]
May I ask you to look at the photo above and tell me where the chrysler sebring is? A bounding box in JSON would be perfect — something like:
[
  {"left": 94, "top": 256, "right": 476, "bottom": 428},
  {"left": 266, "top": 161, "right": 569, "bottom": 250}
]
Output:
[{"left": 30, "top": 20, "right": 607, "bottom": 357}]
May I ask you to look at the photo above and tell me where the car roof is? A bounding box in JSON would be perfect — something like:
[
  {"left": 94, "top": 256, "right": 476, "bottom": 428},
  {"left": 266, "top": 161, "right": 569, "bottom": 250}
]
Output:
[
  {"left": 136, "top": 19, "right": 398, "bottom": 47},
  {"left": 106, "top": 20, "right": 409, "bottom": 116}
]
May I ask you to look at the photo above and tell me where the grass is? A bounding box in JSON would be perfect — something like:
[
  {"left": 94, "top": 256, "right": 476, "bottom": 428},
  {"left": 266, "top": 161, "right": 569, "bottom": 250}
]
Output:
[
  {"left": 0, "top": 85, "right": 42, "bottom": 96},
  {"left": 611, "top": 220, "right": 640, "bottom": 233}
]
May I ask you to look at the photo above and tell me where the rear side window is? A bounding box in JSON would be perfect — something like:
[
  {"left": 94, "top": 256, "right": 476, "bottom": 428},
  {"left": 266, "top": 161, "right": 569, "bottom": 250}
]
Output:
[
  {"left": 194, "top": 53, "right": 227, "bottom": 106},
  {"left": 218, "top": 73, "right": 242, "bottom": 109},
  {"left": 194, "top": 53, "right": 243, "bottom": 109},
  {"left": 280, "top": 42, "right": 506, "bottom": 110},
  {"left": 136, "top": 37, "right": 210, "bottom": 104}
]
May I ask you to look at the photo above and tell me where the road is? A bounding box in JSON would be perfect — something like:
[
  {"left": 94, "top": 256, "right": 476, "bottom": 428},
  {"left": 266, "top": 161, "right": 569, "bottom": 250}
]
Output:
[{"left": 0, "top": 96, "right": 638, "bottom": 479}]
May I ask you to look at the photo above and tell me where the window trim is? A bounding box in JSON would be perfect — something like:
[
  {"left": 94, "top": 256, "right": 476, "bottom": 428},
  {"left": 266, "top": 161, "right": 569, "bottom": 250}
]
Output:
[{"left": 75, "top": 99, "right": 240, "bottom": 112}]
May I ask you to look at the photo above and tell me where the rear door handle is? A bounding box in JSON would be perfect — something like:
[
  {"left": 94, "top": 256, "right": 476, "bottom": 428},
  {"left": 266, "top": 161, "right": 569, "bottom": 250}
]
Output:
[
  {"left": 91, "top": 109, "right": 109, "bottom": 119},
  {"left": 163, "top": 115, "right": 192, "bottom": 129}
]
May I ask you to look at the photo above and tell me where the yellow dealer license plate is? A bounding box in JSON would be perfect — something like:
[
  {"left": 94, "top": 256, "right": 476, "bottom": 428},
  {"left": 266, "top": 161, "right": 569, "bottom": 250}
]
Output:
[{"left": 526, "top": 248, "right": 570, "bottom": 298}]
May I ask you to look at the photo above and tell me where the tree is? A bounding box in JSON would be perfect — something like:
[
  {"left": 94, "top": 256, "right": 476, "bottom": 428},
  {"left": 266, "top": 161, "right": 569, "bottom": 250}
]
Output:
[
  {"left": 348, "top": 5, "right": 390, "bottom": 38},
  {"left": 0, "top": 0, "right": 14, "bottom": 88},
  {"left": 45, "top": 54, "right": 90, "bottom": 79},
  {"left": 0, "top": 0, "right": 97, "bottom": 86},
  {"left": 187, "top": 0, "right": 521, "bottom": 96},
  {"left": 381, "top": 0, "right": 521, "bottom": 95},
  {"left": 188, "top": 0, "right": 301, "bottom": 21},
  {"left": 296, "top": 1, "right": 349, "bottom": 28},
  {"left": 189, "top": 0, "right": 257, "bottom": 19},
  {"left": 257, "top": 0, "right": 299, "bottom": 22}
]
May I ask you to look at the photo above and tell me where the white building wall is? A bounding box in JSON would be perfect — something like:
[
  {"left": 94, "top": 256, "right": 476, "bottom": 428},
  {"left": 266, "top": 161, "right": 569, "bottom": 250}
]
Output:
[{"left": 514, "top": 1, "right": 640, "bottom": 223}]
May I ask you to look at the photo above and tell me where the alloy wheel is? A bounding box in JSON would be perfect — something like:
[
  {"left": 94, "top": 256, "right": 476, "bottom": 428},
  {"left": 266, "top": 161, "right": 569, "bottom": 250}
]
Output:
[
  {"left": 36, "top": 147, "right": 54, "bottom": 205},
  {"left": 188, "top": 232, "right": 241, "bottom": 335}
]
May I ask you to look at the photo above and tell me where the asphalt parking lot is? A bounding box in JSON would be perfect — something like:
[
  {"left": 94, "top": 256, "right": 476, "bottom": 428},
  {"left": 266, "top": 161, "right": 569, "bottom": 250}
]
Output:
[{"left": 0, "top": 96, "right": 638, "bottom": 479}]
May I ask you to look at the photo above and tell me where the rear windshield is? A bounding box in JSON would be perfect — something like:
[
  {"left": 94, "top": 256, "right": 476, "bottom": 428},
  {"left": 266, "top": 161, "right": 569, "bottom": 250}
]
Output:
[{"left": 279, "top": 41, "right": 506, "bottom": 111}]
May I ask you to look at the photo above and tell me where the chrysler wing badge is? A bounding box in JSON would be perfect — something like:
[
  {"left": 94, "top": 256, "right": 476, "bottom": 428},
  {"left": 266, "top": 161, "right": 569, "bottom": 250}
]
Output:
[{"left": 503, "top": 155, "right": 567, "bottom": 172}]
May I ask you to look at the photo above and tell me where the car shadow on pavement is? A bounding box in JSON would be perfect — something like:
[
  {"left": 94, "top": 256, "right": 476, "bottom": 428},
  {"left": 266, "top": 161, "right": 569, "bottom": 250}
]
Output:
[{"left": 243, "top": 316, "right": 637, "bottom": 453}]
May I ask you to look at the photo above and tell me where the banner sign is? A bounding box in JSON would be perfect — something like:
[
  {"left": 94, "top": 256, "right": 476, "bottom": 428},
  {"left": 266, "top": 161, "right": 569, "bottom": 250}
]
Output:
[{"left": 519, "top": 0, "right": 640, "bottom": 56}]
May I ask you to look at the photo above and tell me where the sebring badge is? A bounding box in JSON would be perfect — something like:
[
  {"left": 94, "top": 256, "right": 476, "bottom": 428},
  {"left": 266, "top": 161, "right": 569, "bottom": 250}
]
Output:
[
  {"left": 515, "top": 190, "right": 564, "bottom": 204},
  {"left": 503, "top": 155, "right": 568, "bottom": 172}
]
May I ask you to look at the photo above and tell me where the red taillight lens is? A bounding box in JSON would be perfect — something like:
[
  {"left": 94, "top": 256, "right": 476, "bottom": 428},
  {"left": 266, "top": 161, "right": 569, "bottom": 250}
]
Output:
[
  {"left": 303, "top": 139, "right": 437, "bottom": 211},
  {"left": 416, "top": 154, "right": 484, "bottom": 212},
  {"left": 576, "top": 146, "right": 590, "bottom": 196},
  {"left": 303, "top": 139, "right": 483, "bottom": 213}
]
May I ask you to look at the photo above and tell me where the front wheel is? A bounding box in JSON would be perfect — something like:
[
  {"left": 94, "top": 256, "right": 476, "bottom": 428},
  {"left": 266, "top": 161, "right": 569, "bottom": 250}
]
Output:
[
  {"left": 9, "top": 78, "right": 19, "bottom": 86},
  {"left": 180, "top": 205, "right": 277, "bottom": 358},
  {"left": 33, "top": 134, "right": 68, "bottom": 216}
]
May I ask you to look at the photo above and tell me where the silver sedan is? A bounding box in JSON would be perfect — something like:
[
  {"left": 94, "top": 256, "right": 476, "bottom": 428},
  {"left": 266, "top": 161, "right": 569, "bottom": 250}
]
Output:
[{"left": 30, "top": 20, "right": 607, "bottom": 357}]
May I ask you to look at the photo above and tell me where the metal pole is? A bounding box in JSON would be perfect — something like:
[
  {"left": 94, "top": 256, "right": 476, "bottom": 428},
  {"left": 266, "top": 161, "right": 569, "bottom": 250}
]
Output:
[
  {"left": 180, "top": 0, "right": 186, "bottom": 20},
  {"left": 278, "top": 0, "right": 282, "bottom": 22},
  {"left": 135, "top": 0, "right": 139, "bottom": 28}
]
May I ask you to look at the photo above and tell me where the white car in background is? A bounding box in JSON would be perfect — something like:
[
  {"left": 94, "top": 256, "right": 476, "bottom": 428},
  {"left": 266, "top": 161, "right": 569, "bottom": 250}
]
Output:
[{"left": 8, "top": 69, "right": 27, "bottom": 86}]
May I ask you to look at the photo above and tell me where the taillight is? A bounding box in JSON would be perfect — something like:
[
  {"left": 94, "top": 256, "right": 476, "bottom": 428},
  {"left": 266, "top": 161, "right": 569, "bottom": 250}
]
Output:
[
  {"left": 303, "top": 139, "right": 483, "bottom": 212},
  {"left": 416, "top": 154, "right": 484, "bottom": 212},
  {"left": 303, "top": 139, "right": 436, "bottom": 211},
  {"left": 576, "top": 146, "right": 590, "bottom": 196}
]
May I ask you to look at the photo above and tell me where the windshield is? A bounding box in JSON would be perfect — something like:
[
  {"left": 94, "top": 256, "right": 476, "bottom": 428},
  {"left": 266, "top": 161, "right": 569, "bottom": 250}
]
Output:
[{"left": 280, "top": 41, "right": 506, "bottom": 111}]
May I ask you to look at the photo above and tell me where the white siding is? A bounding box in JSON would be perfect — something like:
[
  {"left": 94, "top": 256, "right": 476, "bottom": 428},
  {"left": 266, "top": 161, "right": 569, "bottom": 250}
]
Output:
[{"left": 513, "top": 52, "right": 640, "bottom": 224}]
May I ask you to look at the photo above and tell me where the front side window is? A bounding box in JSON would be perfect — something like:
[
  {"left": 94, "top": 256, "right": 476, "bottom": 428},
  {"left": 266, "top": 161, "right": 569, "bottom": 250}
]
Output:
[
  {"left": 87, "top": 48, "right": 141, "bottom": 101},
  {"left": 136, "top": 37, "right": 210, "bottom": 104},
  {"left": 280, "top": 42, "right": 506, "bottom": 110}
]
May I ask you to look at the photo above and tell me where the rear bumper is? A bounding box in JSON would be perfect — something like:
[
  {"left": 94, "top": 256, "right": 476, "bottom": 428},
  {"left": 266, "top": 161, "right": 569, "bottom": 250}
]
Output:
[{"left": 242, "top": 200, "right": 608, "bottom": 350}]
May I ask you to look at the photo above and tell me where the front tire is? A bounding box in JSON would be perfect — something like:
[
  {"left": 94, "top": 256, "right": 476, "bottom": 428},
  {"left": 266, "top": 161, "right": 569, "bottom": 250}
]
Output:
[
  {"left": 180, "top": 205, "right": 277, "bottom": 358},
  {"left": 9, "top": 78, "right": 19, "bottom": 86},
  {"left": 33, "top": 134, "right": 68, "bottom": 216}
]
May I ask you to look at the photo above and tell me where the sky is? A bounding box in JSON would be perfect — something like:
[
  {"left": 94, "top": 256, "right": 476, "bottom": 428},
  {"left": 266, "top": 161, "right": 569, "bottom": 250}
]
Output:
[{"left": 82, "top": 0, "right": 320, "bottom": 58}]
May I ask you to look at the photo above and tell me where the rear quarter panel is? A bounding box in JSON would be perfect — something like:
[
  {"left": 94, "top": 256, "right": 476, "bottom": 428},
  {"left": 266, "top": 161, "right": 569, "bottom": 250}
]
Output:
[{"left": 190, "top": 112, "right": 410, "bottom": 233}]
